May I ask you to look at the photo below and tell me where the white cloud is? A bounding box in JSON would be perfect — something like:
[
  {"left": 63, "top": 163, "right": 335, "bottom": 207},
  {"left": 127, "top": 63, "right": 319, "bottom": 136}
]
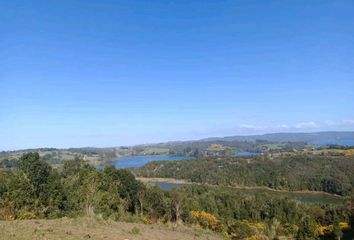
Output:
[
  {"left": 278, "top": 124, "right": 290, "bottom": 129},
  {"left": 239, "top": 124, "right": 268, "bottom": 130},
  {"left": 324, "top": 120, "right": 336, "bottom": 126},
  {"left": 324, "top": 119, "right": 354, "bottom": 127},
  {"left": 343, "top": 120, "right": 354, "bottom": 125},
  {"left": 294, "top": 121, "right": 318, "bottom": 129}
]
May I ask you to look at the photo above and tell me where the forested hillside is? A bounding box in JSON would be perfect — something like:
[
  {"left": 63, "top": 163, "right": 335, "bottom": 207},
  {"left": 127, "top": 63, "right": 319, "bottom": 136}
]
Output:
[{"left": 134, "top": 153, "right": 354, "bottom": 196}]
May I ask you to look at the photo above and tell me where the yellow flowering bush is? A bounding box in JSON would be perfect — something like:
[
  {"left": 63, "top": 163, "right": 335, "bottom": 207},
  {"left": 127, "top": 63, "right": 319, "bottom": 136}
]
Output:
[
  {"left": 253, "top": 222, "right": 265, "bottom": 230},
  {"left": 318, "top": 225, "right": 332, "bottom": 235},
  {"left": 142, "top": 217, "right": 152, "bottom": 225},
  {"left": 190, "top": 210, "right": 222, "bottom": 232},
  {"left": 339, "top": 222, "right": 350, "bottom": 230},
  {"left": 16, "top": 210, "right": 37, "bottom": 220},
  {"left": 317, "top": 222, "right": 350, "bottom": 236},
  {"left": 227, "top": 220, "right": 266, "bottom": 240}
]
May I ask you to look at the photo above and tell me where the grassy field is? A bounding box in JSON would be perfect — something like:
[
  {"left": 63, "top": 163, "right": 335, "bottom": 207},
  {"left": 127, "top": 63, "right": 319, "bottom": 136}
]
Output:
[{"left": 0, "top": 217, "right": 222, "bottom": 240}]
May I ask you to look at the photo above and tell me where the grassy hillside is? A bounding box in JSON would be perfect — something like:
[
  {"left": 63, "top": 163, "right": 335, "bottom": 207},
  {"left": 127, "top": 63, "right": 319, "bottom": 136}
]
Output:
[{"left": 0, "top": 217, "right": 221, "bottom": 240}]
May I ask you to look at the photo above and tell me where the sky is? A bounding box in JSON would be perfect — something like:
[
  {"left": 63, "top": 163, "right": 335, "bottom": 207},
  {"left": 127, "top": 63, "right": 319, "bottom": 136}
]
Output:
[{"left": 1, "top": 0, "right": 354, "bottom": 150}]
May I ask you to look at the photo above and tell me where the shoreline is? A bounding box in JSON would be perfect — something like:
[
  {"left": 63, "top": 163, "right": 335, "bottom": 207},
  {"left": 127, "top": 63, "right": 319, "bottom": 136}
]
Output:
[{"left": 136, "top": 177, "right": 346, "bottom": 199}]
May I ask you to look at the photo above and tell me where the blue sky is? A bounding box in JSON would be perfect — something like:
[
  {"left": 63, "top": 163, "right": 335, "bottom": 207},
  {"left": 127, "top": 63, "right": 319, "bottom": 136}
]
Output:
[{"left": 1, "top": 0, "right": 354, "bottom": 150}]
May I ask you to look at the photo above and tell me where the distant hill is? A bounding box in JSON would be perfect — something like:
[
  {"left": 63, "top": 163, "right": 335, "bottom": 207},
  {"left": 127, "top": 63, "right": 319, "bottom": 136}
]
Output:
[
  {"left": 1, "top": 132, "right": 353, "bottom": 165},
  {"left": 200, "top": 131, "right": 354, "bottom": 146}
]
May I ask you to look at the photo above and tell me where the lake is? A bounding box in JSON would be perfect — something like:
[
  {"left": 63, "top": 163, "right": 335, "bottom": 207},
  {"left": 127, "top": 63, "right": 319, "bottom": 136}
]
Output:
[
  {"left": 235, "top": 151, "right": 259, "bottom": 157},
  {"left": 151, "top": 182, "right": 344, "bottom": 205},
  {"left": 155, "top": 182, "right": 183, "bottom": 190},
  {"left": 113, "top": 155, "right": 192, "bottom": 169}
]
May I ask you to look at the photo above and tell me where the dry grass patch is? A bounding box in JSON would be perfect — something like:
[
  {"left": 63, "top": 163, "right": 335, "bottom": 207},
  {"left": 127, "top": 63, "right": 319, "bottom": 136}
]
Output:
[{"left": 0, "top": 217, "right": 222, "bottom": 240}]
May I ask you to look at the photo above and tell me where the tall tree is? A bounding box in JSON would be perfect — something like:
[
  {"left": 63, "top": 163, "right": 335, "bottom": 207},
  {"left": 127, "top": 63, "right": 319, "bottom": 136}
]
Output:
[{"left": 296, "top": 215, "right": 318, "bottom": 240}]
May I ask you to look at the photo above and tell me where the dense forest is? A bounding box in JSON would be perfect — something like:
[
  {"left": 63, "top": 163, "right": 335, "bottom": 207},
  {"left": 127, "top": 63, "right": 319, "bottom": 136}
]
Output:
[
  {"left": 172, "top": 141, "right": 308, "bottom": 156},
  {"left": 134, "top": 154, "right": 354, "bottom": 196},
  {"left": 0, "top": 152, "right": 353, "bottom": 239}
]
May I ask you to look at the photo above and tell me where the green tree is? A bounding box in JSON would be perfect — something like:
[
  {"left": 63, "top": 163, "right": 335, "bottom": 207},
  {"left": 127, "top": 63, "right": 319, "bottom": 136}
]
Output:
[
  {"left": 333, "top": 217, "right": 343, "bottom": 240},
  {"left": 80, "top": 171, "right": 103, "bottom": 217},
  {"left": 145, "top": 186, "right": 168, "bottom": 222},
  {"left": 17, "top": 152, "right": 51, "bottom": 199},
  {"left": 296, "top": 215, "right": 318, "bottom": 240},
  {"left": 11, "top": 152, "right": 65, "bottom": 217},
  {"left": 170, "top": 189, "right": 184, "bottom": 222},
  {"left": 62, "top": 155, "right": 85, "bottom": 176}
]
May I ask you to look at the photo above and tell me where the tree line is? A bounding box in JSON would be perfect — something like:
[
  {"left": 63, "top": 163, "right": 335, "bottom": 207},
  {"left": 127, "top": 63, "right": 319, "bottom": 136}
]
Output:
[{"left": 134, "top": 154, "right": 354, "bottom": 196}]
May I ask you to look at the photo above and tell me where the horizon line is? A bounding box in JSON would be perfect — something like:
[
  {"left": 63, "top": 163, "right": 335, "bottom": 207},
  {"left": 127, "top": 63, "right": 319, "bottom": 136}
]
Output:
[{"left": 2, "top": 130, "right": 353, "bottom": 152}]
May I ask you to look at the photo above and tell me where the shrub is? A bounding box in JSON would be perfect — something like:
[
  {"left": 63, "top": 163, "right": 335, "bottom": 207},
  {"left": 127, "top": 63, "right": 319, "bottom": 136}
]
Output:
[
  {"left": 227, "top": 220, "right": 265, "bottom": 240},
  {"left": 0, "top": 201, "right": 15, "bottom": 221},
  {"left": 129, "top": 226, "right": 141, "bottom": 235},
  {"left": 16, "top": 210, "right": 37, "bottom": 220},
  {"left": 143, "top": 217, "right": 152, "bottom": 225},
  {"left": 317, "top": 222, "right": 350, "bottom": 236},
  {"left": 190, "top": 210, "right": 222, "bottom": 232}
]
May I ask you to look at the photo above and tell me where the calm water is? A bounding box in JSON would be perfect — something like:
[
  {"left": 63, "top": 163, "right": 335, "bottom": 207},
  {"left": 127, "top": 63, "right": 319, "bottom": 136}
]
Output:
[
  {"left": 153, "top": 182, "right": 343, "bottom": 205},
  {"left": 235, "top": 151, "right": 259, "bottom": 157},
  {"left": 155, "top": 182, "right": 183, "bottom": 190},
  {"left": 113, "top": 155, "right": 191, "bottom": 169}
]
